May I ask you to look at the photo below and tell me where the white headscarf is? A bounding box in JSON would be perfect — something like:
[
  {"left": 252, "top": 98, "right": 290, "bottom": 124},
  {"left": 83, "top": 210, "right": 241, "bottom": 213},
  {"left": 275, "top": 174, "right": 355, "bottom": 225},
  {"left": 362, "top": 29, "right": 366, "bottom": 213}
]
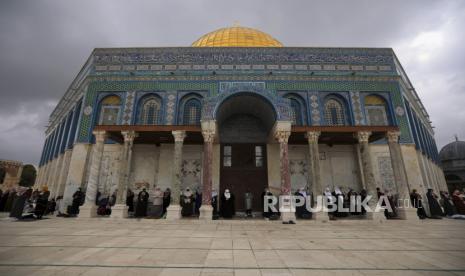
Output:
[
  {"left": 224, "top": 189, "right": 231, "bottom": 199},
  {"left": 335, "top": 186, "right": 342, "bottom": 195},
  {"left": 184, "top": 187, "right": 193, "bottom": 197},
  {"left": 211, "top": 189, "right": 218, "bottom": 198},
  {"left": 299, "top": 187, "right": 307, "bottom": 197},
  {"left": 324, "top": 187, "right": 332, "bottom": 197}
]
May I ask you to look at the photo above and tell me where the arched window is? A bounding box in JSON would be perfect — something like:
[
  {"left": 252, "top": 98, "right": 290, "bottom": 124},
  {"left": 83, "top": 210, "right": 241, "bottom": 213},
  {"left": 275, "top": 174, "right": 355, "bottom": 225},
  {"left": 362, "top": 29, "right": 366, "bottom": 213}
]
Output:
[
  {"left": 324, "top": 98, "right": 346, "bottom": 126},
  {"left": 365, "top": 95, "right": 388, "bottom": 126},
  {"left": 139, "top": 96, "right": 161, "bottom": 125},
  {"left": 287, "top": 97, "right": 304, "bottom": 126},
  {"left": 182, "top": 98, "right": 202, "bottom": 125},
  {"left": 99, "top": 95, "right": 121, "bottom": 125}
]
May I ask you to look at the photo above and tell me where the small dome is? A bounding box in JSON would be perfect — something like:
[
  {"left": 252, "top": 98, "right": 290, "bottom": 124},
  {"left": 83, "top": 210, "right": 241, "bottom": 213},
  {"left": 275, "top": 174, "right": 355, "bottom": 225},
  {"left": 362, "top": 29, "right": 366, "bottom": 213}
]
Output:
[
  {"left": 192, "top": 26, "right": 283, "bottom": 47},
  {"left": 439, "top": 140, "right": 465, "bottom": 161}
]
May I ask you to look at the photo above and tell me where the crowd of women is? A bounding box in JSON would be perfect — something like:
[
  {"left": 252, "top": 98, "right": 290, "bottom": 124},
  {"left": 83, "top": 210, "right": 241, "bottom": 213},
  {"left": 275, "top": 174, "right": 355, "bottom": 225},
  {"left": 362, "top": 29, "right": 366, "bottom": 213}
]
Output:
[
  {"left": 0, "top": 186, "right": 56, "bottom": 219},
  {"left": 2, "top": 184, "right": 464, "bottom": 221},
  {"left": 411, "top": 188, "right": 465, "bottom": 219}
]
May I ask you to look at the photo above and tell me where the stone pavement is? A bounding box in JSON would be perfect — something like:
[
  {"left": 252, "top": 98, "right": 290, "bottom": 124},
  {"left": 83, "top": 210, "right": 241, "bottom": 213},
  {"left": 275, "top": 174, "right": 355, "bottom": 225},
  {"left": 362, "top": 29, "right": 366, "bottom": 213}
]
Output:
[{"left": 0, "top": 214, "right": 464, "bottom": 276}]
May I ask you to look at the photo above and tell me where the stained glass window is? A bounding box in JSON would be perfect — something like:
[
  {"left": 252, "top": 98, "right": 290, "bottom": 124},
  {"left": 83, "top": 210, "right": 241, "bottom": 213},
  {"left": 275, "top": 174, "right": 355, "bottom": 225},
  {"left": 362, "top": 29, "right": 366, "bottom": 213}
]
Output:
[
  {"left": 289, "top": 98, "right": 303, "bottom": 125},
  {"left": 365, "top": 95, "right": 388, "bottom": 126},
  {"left": 140, "top": 97, "right": 161, "bottom": 125},
  {"left": 183, "top": 98, "right": 201, "bottom": 125},
  {"left": 99, "top": 96, "right": 121, "bottom": 125},
  {"left": 324, "top": 98, "right": 346, "bottom": 126}
]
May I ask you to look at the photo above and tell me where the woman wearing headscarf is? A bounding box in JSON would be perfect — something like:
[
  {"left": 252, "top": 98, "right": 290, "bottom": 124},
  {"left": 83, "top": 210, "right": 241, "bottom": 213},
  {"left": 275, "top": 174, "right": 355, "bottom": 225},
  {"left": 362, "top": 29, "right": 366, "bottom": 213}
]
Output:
[
  {"left": 69, "top": 188, "right": 83, "bottom": 216},
  {"left": 220, "top": 189, "right": 235, "bottom": 219},
  {"left": 34, "top": 186, "right": 50, "bottom": 219},
  {"left": 440, "top": 191, "right": 456, "bottom": 217},
  {"left": 135, "top": 188, "right": 149, "bottom": 217},
  {"left": 452, "top": 190, "right": 465, "bottom": 215},
  {"left": 384, "top": 189, "right": 397, "bottom": 219},
  {"left": 180, "top": 187, "right": 194, "bottom": 217},
  {"left": 410, "top": 189, "right": 426, "bottom": 219},
  {"left": 10, "top": 187, "right": 29, "bottom": 219},
  {"left": 195, "top": 189, "right": 202, "bottom": 217},
  {"left": 162, "top": 188, "right": 171, "bottom": 217},
  {"left": 333, "top": 186, "right": 346, "bottom": 217},
  {"left": 426, "top": 189, "right": 443, "bottom": 219},
  {"left": 126, "top": 189, "right": 135, "bottom": 213}
]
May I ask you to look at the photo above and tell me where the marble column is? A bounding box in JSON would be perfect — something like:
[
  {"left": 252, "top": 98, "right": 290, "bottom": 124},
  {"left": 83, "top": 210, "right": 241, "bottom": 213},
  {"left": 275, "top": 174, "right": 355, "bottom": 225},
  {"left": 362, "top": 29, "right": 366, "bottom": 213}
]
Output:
[
  {"left": 198, "top": 120, "right": 216, "bottom": 220},
  {"left": 275, "top": 129, "right": 295, "bottom": 222},
  {"left": 276, "top": 130, "right": 291, "bottom": 194},
  {"left": 199, "top": 130, "right": 214, "bottom": 219},
  {"left": 306, "top": 131, "right": 325, "bottom": 220},
  {"left": 165, "top": 130, "right": 186, "bottom": 220},
  {"left": 386, "top": 131, "right": 418, "bottom": 220},
  {"left": 306, "top": 131, "right": 322, "bottom": 197},
  {"left": 112, "top": 130, "right": 137, "bottom": 219},
  {"left": 79, "top": 130, "right": 106, "bottom": 218},
  {"left": 171, "top": 130, "right": 186, "bottom": 204},
  {"left": 356, "top": 131, "right": 385, "bottom": 222}
]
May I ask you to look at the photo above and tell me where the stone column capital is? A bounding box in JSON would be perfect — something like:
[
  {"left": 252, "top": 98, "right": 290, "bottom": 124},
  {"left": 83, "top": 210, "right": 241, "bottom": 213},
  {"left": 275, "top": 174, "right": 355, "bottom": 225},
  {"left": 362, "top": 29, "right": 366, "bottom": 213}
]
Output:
[
  {"left": 121, "top": 130, "right": 138, "bottom": 143},
  {"left": 306, "top": 131, "right": 321, "bottom": 144},
  {"left": 172, "top": 130, "right": 186, "bottom": 143},
  {"left": 275, "top": 130, "right": 291, "bottom": 144},
  {"left": 386, "top": 130, "right": 401, "bottom": 143},
  {"left": 92, "top": 130, "right": 107, "bottom": 143},
  {"left": 355, "top": 131, "right": 372, "bottom": 143},
  {"left": 202, "top": 130, "right": 215, "bottom": 143}
]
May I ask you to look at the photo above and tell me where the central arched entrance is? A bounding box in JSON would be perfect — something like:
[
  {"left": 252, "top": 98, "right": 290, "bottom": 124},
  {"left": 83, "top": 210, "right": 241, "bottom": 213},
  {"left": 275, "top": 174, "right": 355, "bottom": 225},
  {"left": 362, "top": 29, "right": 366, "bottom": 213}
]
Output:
[{"left": 216, "top": 93, "right": 277, "bottom": 212}]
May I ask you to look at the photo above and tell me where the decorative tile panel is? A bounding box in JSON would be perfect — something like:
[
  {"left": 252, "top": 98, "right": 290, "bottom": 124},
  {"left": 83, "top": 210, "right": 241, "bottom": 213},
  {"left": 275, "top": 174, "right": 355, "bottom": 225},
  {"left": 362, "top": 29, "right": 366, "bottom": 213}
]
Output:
[
  {"left": 165, "top": 91, "right": 177, "bottom": 125},
  {"left": 308, "top": 91, "right": 321, "bottom": 125},
  {"left": 121, "top": 91, "right": 135, "bottom": 125},
  {"left": 350, "top": 91, "right": 365, "bottom": 125}
]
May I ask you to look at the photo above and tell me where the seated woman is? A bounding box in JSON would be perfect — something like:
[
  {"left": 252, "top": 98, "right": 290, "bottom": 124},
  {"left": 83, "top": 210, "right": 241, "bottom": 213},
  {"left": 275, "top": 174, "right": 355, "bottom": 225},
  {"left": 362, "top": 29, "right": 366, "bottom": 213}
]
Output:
[
  {"left": 97, "top": 196, "right": 111, "bottom": 216},
  {"left": 180, "top": 187, "right": 195, "bottom": 217}
]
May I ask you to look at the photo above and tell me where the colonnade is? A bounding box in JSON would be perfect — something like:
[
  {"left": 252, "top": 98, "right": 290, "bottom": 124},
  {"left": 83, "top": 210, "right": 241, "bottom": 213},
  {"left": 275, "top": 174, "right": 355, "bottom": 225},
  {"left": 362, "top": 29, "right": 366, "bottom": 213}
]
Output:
[{"left": 77, "top": 125, "right": 416, "bottom": 220}]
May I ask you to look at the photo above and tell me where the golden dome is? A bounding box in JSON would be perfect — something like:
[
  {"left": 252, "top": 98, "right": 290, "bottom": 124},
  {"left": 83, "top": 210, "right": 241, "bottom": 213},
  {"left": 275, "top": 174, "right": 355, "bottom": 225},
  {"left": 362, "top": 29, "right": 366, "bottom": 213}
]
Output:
[{"left": 192, "top": 26, "right": 283, "bottom": 47}]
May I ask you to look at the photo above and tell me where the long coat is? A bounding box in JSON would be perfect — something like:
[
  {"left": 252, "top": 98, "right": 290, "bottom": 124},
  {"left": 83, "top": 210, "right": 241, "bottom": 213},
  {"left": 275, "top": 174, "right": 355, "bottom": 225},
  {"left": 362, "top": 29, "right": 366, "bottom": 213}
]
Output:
[
  {"left": 34, "top": 191, "right": 50, "bottom": 219},
  {"left": 135, "top": 191, "right": 149, "bottom": 217},
  {"left": 180, "top": 193, "right": 195, "bottom": 217},
  {"left": 10, "top": 193, "right": 27, "bottom": 219},
  {"left": 220, "top": 193, "right": 235, "bottom": 218},
  {"left": 452, "top": 194, "right": 465, "bottom": 215},
  {"left": 426, "top": 191, "right": 443, "bottom": 218}
]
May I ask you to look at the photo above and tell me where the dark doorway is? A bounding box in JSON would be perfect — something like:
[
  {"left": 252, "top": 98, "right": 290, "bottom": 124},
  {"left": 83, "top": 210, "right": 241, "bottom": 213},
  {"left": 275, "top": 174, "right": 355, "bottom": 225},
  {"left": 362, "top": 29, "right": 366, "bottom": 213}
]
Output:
[
  {"left": 220, "top": 144, "right": 268, "bottom": 211},
  {"left": 216, "top": 93, "right": 277, "bottom": 213}
]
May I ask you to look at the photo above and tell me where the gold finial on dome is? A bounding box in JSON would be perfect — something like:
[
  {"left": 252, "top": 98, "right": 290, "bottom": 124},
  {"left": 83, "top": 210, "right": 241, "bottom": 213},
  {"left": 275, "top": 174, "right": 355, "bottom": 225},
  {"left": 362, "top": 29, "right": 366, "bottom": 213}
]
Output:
[{"left": 191, "top": 26, "right": 283, "bottom": 47}]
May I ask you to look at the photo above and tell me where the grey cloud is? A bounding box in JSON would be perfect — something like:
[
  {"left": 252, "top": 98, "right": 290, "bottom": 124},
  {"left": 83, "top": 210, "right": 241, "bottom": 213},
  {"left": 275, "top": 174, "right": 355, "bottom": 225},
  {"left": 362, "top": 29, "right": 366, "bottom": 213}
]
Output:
[{"left": 0, "top": 0, "right": 464, "bottom": 164}]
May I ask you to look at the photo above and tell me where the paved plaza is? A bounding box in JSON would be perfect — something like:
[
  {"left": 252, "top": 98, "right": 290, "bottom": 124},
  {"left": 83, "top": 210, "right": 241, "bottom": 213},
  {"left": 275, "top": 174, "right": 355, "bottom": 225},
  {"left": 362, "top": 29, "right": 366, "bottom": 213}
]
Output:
[{"left": 0, "top": 215, "right": 464, "bottom": 276}]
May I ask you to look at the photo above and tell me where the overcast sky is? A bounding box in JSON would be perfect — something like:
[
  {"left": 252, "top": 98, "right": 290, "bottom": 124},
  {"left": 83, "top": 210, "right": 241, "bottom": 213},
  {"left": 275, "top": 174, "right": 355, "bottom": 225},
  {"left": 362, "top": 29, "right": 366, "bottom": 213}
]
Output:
[{"left": 1, "top": 0, "right": 464, "bottom": 165}]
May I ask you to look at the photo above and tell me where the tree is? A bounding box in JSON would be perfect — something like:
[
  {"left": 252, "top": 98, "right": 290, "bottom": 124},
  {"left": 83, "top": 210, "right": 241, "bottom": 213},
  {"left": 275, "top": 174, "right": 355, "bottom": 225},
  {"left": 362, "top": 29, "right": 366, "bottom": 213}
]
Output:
[
  {"left": 19, "top": 164, "right": 36, "bottom": 187},
  {"left": 0, "top": 168, "right": 5, "bottom": 184}
]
